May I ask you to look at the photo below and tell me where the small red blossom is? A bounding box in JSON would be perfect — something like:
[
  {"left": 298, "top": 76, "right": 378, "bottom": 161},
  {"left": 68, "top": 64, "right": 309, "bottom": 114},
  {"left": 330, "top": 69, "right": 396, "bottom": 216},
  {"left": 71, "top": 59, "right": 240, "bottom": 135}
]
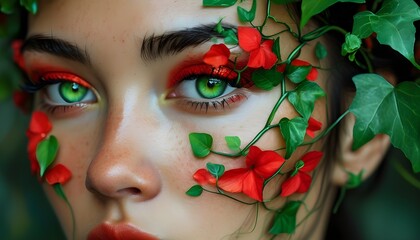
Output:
[
  {"left": 203, "top": 44, "right": 230, "bottom": 68},
  {"left": 45, "top": 164, "right": 72, "bottom": 185},
  {"left": 26, "top": 111, "right": 52, "bottom": 175},
  {"left": 306, "top": 117, "right": 322, "bottom": 138},
  {"left": 280, "top": 151, "right": 323, "bottom": 197},
  {"left": 193, "top": 168, "right": 216, "bottom": 185},
  {"left": 12, "top": 40, "right": 25, "bottom": 70},
  {"left": 238, "top": 27, "right": 277, "bottom": 69},
  {"left": 277, "top": 59, "right": 318, "bottom": 81},
  {"left": 13, "top": 90, "right": 32, "bottom": 113},
  {"left": 218, "top": 146, "right": 285, "bottom": 202}
]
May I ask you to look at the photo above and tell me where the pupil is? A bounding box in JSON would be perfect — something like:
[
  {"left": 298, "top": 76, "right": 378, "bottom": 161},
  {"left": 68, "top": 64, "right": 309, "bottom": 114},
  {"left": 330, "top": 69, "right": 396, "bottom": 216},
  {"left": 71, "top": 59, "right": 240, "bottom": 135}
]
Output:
[
  {"left": 72, "top": 83, "right": 79, "bottom": 92},
  {"left": 207, "top": 79, "right": 217, "bottom": 88}
]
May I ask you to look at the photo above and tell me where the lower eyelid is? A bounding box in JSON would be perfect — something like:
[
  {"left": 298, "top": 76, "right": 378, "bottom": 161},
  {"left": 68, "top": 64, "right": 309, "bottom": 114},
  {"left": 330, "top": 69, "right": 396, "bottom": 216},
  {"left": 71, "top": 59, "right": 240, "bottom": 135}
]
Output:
[{"left": 170, "top": 91, "right": 250, "bottom": 114}]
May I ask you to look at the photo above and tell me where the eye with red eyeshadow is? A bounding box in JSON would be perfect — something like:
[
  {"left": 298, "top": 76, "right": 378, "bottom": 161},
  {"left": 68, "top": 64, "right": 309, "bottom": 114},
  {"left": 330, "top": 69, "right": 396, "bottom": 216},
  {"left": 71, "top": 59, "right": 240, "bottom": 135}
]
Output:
[
  {"left": 26, "top": 72, "right": 98, "bottom": 115},
  {"left": 166, "top": 64, "right": 252, "bottom": 113}
]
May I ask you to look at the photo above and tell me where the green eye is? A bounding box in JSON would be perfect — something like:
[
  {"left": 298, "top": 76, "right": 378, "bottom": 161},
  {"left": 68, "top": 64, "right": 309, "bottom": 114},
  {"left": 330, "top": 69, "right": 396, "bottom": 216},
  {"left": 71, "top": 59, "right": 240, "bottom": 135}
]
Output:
[
  {"left": 59, "top": 82, "right": 88, "bottom": 103},
  {"left": 195, "top": 76, "right": 228, "bottom": 99}
]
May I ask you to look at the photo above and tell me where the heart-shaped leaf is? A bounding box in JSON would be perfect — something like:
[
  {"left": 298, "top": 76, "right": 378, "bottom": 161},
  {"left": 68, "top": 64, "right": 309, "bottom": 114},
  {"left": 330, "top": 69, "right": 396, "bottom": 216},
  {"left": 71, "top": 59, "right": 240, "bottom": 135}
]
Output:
[
  {"left": 349, "top": 74, "right": 420, "bottom": 172},
  {"left": 279, "top": 117, "right": 308, "bottom": 159},
  {"left": 189, "top": 133, "right": 213, "bottom": 158},
  {"left": 288, "top": 81, "right": 326, "bottom": 120},
  {"left": 269, "top": 201, "right": 302, "bottom": 234},
  {"left": 36, "top": 135, "right": 59, "bottom": 177}
]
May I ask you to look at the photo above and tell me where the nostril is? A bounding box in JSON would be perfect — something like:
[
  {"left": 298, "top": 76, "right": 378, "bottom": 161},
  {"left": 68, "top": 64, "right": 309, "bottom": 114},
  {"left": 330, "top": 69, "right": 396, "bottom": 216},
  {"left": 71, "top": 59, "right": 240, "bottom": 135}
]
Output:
[{"left": 117, "top": 187, "right": 141, "bottom": 195}]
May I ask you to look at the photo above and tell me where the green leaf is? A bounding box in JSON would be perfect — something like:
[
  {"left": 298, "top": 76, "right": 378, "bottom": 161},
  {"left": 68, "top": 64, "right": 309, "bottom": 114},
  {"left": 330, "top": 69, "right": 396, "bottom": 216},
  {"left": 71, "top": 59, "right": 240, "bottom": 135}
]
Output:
[
  {"left": 20, "top": 0, "right": 38, "bottom": 14},
  {"left": 286, "top": 65, "right": 311, "bottom": 84},
  {"left": 225, "top": 136, "right": 241, "bottom": 152},
  {"left": 186, "top": 185, "right": 203, "bottom": 197},
  {"left": 203, "top": 0, "right": 237, "bottom": 7},
  {"left": 341, "top": 33, "right": 362, "bottom": 57},
  {"left": 272, "top": 37, "right": 281, "bottom": 61},
  {"left": 272, "top": 0, "right": 298, "bottom": 4},
  {"left": 279, "top": 117, "right": 308, "bottom": 159},
  {"left": 352, "top": 0, "right": 420, "bottom": 67},
  {"left": 288, "top": 81, "right": 326, "bottom": 120},
  {"left": 349, "top": 74, "right": 420, "bottom": 172},
  {"left": 0, "top": 0, "right": 15, "bottom": 13},
  {"left": 189, "top": 133, "right": 213, "bottom": 158},
  {"left": 300, "top": 0, "right": 365, "bottom": 30},
  {"left": 315, "top": 42, "right": 328, "bottom": 60},
  {"left": 222, "top": 29, "right": 238, "bottom": 45},
  {"left": 53, "top": 184, "right": 68, "bottom": 201},
  {"left": 269, "top": 201, "right": 301, "bottom": 234},
  {"left": 206, "top": 162, "right": 225, "bottom": 178},
  {"left": 237, "top": 0, "right": 256, "bottom": 23},
  {"left": 214, "top": 18, "right": 225, "bottom": 34},
  {"left": 346, "top": 169, "right": 365, "bottom": 189},
  {"left": 251, "top": 68, "right": 283, "bottom": 90},
  {"left": 36, "top": 135, "right": 59, "bottom": 177}
]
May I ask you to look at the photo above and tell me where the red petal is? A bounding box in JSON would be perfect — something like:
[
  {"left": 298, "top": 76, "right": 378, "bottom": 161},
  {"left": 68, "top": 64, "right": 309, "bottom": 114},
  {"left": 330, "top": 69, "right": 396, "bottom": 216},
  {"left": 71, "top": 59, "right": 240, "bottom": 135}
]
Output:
[
  {"left": 203, "top": 44, "right": 230, "bottom": 68},
  {"left": 296, "top": 172, "right": 312, "bottom": 193},
  {"left": 218, "top": 168, "right": 248, "bottom": 193},
  {"left": 280, "top": 174, "right": 301, "bottom": 197},
  {"left": 291, "top": 59, "right": 310, "bottom": 66},
  {"left": 45, "top": 164, "right": 72, "bottom": 185},
  {"left": 245, "top": 146, "right": 262, "bottom": 167},
  {"left": 27, "top": 133, "right": 44, "bottom": 175},
  {"left": 254, "top": 151, "right": 285, "bottom": 179},
  {"left": 193, "top": 169, "right": 216, "bottom": 185},
  {"left": 242, "top": 171, "right": 264, "bottom": 202},
  {"left": 247, "top": 43, "right": 277, "bottom": 69},
  {"left": 12, "top": 40, "right": 25, "bottom": 70},
  {"left": 306, "top": 117, "right": 322, "bottom": 138},
  {"left": 276, "top": 64, "right": 286, "bottom": 73},
  {"left": 238, "top": 26, "right": 261, "bottom": 52},
  {"left": 28, "top": 111, "right": 52, "bottom": 134},
  {"left": 307, "top": 67, "right": 318, "bottom": 81},
  {"left": 300, "top": 151, "right": 323, "bottom": 172}
]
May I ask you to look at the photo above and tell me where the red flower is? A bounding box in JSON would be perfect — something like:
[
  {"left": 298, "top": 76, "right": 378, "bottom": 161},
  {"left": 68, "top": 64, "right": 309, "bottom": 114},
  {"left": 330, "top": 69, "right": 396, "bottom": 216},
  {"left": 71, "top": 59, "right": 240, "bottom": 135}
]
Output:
[
  {"left": 45, "top": 164, "right": 72, "bottom": 185},
  {"left": 12, "top": 40, "right": 25, "bottom": 70},
  {"left": 277, "top": 59, "right": 318, "bottom": 81},
  {"left": 218, "top": 146, "right": 285, "bottom": 202},
  {"left": 26, "top": 111, "right": 52, "bottom": 175},
  {"left": 238, "top": 27, "right": 277, "bottom": 69},
  {"left": 193, "top": 169, "right": 216, "bottom": 185},
  {"left": 280, "top": 151, "right": 323, "bottom": 197},
  {"left": 306, "top": 117, "right": 322, "bottom": 138},
  {"left": 203, "top": 44, "right": 230, "bottom": 68}
]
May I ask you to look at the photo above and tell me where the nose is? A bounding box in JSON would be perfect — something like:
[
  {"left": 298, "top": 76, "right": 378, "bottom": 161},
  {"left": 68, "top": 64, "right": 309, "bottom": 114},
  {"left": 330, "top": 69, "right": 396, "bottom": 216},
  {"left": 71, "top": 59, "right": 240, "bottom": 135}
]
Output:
[{"left": 85, "top": 110, "right": 162, "bottom": 201}]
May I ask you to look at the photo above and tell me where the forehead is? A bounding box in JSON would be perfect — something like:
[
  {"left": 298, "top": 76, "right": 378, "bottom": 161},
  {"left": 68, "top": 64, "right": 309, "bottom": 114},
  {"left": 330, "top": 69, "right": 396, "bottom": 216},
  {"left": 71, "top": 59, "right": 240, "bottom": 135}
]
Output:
[{"left": 28, "top": 0, "right": 249, "bottom": 38}]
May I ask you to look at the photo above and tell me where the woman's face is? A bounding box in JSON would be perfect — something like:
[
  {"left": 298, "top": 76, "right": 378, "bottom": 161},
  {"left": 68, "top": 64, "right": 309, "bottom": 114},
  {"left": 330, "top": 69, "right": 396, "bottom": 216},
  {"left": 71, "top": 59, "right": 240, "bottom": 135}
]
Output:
[{"left": 24, "top": 0, "right": 329, "bottom": 239}]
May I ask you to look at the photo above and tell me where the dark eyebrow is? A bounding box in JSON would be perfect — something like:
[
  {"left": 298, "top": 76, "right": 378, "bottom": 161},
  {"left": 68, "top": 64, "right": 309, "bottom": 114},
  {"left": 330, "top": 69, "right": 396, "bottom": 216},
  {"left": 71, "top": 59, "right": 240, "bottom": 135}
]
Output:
[
  {"left": 22, "top": 34, "right": 91, "bottom": 65},
  {"left": 140, "top": 23, "right": 234, "bottom": 63}
]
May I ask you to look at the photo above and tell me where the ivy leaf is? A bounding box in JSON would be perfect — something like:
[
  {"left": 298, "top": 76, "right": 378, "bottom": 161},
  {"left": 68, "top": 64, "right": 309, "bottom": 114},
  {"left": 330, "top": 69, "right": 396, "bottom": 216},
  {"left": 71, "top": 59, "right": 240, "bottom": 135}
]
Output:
[
  {"left": 189, "top": 133, "right": 213, "bottom": 158},
  {"left": 206, "top": 162, "right": 225, "bottom": 178},
  {"left": 20, "top": 0, "right": 38, "bottom": 14},
  {"left": 251, "top": 68, "right": 283, "bottom": 90},
  {"left": 222, "top": 29, "right": 238, "bottom": 45},
  {"left": 203, "top": 0, "right": 237, "bottom": 7},
  {"left": 186, "top": 185, "right": 203, "bottom": 197},
  {"left": 315, "top": 42, "right": 328, "bottom": 60},
  {"left": 237, "top": 0, "right": 256, "bottom": 23},
  {"left": 349, "top": 74, "right": 420, "bottom": 172},
  {"left": 272, "top": 37, "right": 282, "bottom": 61},
  {"left": 0, "top": 0, "right": 15, "bottom": 13},
  {"left": 300, "top": 0, "right": 365, "bottom": 30},
  {"left": 286, "top": 65, "right": 311, "bottom": 84},
  {"left": 36, "top": 135, "right": 59, "bottom": 177},
  {"left": 352, "top": 0, "right": 420, "bottom": 67},
  {"left": 279, "top": 117, "right": 308, "bottom": 159},
  {"left": 269, "top": 201, "right": 301, "bottom": 234},
  {"left": 288, "top": 81, "right": 326, "bottom": 120},
  {"left": 225, "top": 136, "right": 241, "bottom": 152},
  {"left": 346, "top": 170, "right": 365, "bottom": 189}
]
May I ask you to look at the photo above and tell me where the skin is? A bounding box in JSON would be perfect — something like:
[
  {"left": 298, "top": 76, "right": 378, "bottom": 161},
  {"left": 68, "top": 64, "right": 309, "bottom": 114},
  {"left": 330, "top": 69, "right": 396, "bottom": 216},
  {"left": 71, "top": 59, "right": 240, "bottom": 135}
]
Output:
[{"left": 23, "top": 0, "right": 338, "bottom": 239}]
